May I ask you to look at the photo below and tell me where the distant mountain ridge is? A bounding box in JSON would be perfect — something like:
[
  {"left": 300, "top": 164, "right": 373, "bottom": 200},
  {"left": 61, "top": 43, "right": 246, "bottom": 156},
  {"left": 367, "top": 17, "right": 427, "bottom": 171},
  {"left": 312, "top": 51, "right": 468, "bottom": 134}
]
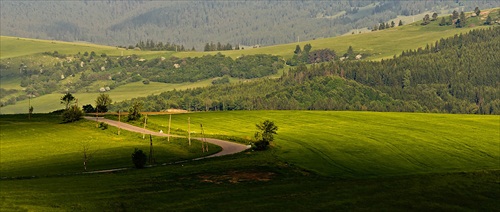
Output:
[{"left": 1, "top": 0, "right": 498, "bottom": 50}]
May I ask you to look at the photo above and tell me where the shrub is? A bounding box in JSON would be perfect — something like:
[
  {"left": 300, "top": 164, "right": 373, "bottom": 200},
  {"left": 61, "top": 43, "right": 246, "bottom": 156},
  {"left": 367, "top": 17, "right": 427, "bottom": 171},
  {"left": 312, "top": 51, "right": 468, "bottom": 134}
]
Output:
[
  {"left": 253, "top": 140, "right": 270, "bottom": 151},
  {"left": 99, "top": 122, "right": 108, "bottom": 130},
  {"left": 62, "top": 105, "right": 84, "bottom": 123},
  {"left": 132, "top": 148, "right": 147, "bottom": 168},
  {"left": 82, "top": 104, "right": 95, "bottom": 113}
]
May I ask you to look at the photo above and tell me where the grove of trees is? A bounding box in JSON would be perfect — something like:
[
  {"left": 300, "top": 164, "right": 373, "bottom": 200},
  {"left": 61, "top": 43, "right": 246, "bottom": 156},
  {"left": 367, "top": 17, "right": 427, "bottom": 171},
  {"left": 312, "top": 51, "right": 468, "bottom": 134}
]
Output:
[
  {"left": 2, "top": 1, "right": 497, "bottom": 50},
  {"left": 111, "top": 27, "right": 500, "bottom": 115}
]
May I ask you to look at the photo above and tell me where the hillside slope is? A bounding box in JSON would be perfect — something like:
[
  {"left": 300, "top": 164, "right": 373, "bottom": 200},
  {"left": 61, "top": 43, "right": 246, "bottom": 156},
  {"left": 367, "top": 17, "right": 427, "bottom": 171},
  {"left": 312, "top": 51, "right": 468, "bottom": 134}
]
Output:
[
  {"left": 1, "top": 8, "right": 499, "bottom": 114},
  {"left": 113, "top": 26, "right": 500, "bottom": 114},
  {"left": 2, "top": 0, "right": 498, "bottom": 49}
]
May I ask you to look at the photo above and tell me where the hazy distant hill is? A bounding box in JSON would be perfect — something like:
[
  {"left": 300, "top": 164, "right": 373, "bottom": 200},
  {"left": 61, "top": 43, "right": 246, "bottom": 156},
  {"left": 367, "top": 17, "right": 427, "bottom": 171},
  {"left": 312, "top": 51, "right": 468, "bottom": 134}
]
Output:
[{"left": 2, "top": 0, "right": 498, "bottom": 50}]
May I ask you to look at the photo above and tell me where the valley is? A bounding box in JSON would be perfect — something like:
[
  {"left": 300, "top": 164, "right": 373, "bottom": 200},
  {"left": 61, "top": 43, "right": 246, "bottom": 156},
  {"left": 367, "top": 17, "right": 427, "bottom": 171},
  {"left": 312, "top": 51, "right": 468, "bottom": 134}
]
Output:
[{"left": 1, "top": 3, "right": 499, "bottom": 211}]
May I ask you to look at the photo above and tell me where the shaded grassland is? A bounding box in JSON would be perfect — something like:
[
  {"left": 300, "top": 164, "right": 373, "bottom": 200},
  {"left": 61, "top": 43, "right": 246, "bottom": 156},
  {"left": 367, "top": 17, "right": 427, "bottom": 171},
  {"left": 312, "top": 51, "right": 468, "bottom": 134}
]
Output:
[
  {"left": 0, "top": 114, "right": 220, "bottom": 177},
  {"left": 1, "top": 154, "right": 499, "bottom": 211},
  {"left": 0, "top": 111, "right": 499, "bottom": 211}
]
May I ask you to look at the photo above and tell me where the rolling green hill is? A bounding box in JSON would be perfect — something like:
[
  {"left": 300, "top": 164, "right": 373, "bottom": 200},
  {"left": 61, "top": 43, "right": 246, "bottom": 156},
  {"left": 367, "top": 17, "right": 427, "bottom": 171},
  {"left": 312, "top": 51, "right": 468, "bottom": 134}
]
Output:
[
  {"left": 0, "top": 114, "right": 220, "bottom": 177},
  {"left": 1, "top": 1, "right": 497, "bottom": 50},
  {"left": 138, "top": 111, "right": 500, "bottom": 177},
  {"left": 0, "top": 36, "right": 169, "bottom": 59},
  {"left": 1, "top": 112, "right": 498, "bottom": 210},
  {"left": 0, "top": 79, "right": 214, "bottom": 114},
  {"left": 1, "top": 8, "right": 498, "bottom": 114},
  {"left": 174, "top": 21, "right": 489, "bottom": 61}
]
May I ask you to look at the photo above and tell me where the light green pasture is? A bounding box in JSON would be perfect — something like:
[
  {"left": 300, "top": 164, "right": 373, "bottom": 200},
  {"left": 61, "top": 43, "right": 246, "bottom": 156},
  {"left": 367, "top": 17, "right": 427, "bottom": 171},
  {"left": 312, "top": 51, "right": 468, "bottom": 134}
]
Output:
[
  {"left": 144, "top": 111, "right": 500, "bottom": 177},
  {"left": 0, "top": 36, "right": 169, "bottom": 59},
  {"left": 0, "top": 79, "right": 214, "bottom": 114},
  {"left": 173, "top": 23, "right": 490, "bottom": 61}
]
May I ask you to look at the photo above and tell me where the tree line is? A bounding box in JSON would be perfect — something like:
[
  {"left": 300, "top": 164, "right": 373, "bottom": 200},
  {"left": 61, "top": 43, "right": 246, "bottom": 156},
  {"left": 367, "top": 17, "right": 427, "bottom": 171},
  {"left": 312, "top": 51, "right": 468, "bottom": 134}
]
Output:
[
  {"left": 111, "top": 27, "right": 500, "bottom": 114},
  {"left": 3, "top": 1, "right": 497, "bottom": 50},
  {"left": 117, "top": 39, "right": 191, "bottom": 51},
  {"left": 0, "top": 50, "right": 282, "bottom": 108}
]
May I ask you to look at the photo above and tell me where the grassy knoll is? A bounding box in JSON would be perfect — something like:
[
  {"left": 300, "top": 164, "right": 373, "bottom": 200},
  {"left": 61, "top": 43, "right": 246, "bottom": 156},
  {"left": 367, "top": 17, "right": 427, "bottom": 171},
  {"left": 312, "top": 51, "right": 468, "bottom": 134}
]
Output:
[
  {"left": 142, "top": 111, "right": 500, "bottom": 177},
  {"left": 173, "top": 21, "right": 491, "bottom": 61},
  {"left": 0, "top": 114, "right": 220, "bottom": 177},
  {"left": 0, "top": 111, "right": 499, "bottom": 211},
  {"left": 0, "top": 79, "right": 214, "bottom": 114},
  {"left": 0, "top": 36, "right": 169, "bottom": 59},
  {"left": 0, "top": 77, "right": 22, "bottom": 90}
]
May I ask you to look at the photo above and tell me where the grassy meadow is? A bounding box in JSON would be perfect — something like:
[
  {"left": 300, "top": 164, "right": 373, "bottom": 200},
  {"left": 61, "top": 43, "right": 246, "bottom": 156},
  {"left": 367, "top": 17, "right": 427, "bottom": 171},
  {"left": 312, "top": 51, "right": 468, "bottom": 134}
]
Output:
[
  {"left": 1, "top": 111, "right": 499, "bottom": 211},
  {"left": 0, "top": 114, "right": 220, "bottom": 177},
  {"left": 0, "top": 36, "right": 169, "bottom": 59},
  {"left": 173, "top": 19, "right": 492, "bottom": 61},
  {"left": 133, "top": 111, "right": 500, "bottom": 177},
  {"left": 0, "top": 79, "right": 215, "bottom": 114}
]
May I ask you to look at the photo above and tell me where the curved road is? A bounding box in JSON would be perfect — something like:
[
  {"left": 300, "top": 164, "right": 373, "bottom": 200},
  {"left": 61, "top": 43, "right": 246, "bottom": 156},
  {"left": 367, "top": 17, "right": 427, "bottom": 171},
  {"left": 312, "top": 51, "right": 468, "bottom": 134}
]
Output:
[{"left": 84, "top": 117, "right": 251, "bottom": 159}]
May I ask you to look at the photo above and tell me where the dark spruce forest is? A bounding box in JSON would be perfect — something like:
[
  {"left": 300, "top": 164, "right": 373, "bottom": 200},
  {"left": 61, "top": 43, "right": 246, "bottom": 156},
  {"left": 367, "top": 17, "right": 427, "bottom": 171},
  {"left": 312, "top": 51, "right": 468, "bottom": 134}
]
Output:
[
  {"left": 1, "top": 0, "right": 498, "bottom": 49},
  {"left": 113, "top": 27, "right": 500, "bottom": 114}
]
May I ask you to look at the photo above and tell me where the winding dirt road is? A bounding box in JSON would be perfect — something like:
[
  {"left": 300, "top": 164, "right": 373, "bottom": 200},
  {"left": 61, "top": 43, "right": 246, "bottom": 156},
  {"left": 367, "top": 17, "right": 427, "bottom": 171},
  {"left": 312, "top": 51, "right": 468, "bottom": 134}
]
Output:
[{"left": 84, "top": 116, "right": 251, "bottom": 159}]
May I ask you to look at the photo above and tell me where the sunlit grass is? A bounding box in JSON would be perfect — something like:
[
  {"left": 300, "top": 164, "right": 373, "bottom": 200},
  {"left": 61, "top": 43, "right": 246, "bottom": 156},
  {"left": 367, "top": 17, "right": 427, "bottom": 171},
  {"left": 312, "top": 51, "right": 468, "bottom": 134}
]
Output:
[{"left": 143, "top": 111, "right": 500, "bottom": 177}]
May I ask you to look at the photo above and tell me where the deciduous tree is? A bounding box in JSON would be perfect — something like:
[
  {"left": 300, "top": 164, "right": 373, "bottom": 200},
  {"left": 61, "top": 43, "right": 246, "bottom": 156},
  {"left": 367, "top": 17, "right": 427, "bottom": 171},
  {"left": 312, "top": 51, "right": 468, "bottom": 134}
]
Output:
[
  {"left": 474, "top": 7, "right": 481, "bottom": 16},
  {"left": 294, "top": 45, "right": 302, "bottom": 54},
  {"left": 439, "top": 17, "right": 446, "bottom": 26},
  {"left": 95, "top": 93, "right": 112, "bottom": 113},
  {"left": 128, "top": 101, "right": 143, "bottom": 121},
  {"left": 60, "top": 93, "right": 75, "bottom": 110},
  {"left": 432, "top": 13, "right": 438, "bottom": 21},
  {"left": 253, "top": 120, "right": 278, "bottom": 150}
]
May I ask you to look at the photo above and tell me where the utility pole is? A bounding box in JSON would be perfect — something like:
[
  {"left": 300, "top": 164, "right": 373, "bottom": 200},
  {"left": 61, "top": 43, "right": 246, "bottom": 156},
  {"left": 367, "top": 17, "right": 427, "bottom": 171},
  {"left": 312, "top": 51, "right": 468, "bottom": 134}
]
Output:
[
  {"left": 28, "top": 74, "right": 31, "bottom": 120},
  {"left": 200, "top": 124, "right": 205, "bottom": 152},
  {"left": 149, "top": 134, "right": 155, "bottom": 164},
  {"left": 118, "top": 110, "right": 121, "bottom": 135},
  {"left": 188, "top": 117, "right": 191, "bottom": 146},
  {"left": 200, "top": 123, "right": 208, "bottom": 153},
  {"left": 143, "top": 114, "right": 148, "bottom": 139},
  {"left": 167, "top": 114, "right": 172, "bottom": 142},
  {"left": 28, "top": 91, "right": 31, "bottom": 120},
  {"left": 96, "top": 108, "right": 99, "bottom": 128}
]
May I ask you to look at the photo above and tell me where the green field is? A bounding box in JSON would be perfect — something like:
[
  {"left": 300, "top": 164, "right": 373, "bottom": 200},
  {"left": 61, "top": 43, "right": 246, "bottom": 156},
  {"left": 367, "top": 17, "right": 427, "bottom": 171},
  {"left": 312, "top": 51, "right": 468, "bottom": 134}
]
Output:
[
  {"left": 0, "top": 36, "right": 169, "bottom": 59},
  {"left": 173, "top": 21, "right": 491, "bottom": 61},
  {"left": 0, "top": 111, "right": 500, "bottom": 211},
  {"left": 137, "top": 111, "right": 500, "bottom": 177},
  {"left": 1, "top": 111, "right": 499, "bottom": 210},
  {"left": 0, "top": 114, "right": 220, "bottom": 177},
  {"left": 2, "top": 9, "right": 496, "bottom": 62},
  {"left": 0, "top": 79, "right": 215, "bottom": 114}
]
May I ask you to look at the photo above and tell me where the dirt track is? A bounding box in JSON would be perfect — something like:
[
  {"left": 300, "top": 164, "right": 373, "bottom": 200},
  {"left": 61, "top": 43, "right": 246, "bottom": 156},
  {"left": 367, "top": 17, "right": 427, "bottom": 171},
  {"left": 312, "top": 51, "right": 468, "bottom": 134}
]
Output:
[{"left": 84, "top": 116, "right": 251, "bottom": 159}]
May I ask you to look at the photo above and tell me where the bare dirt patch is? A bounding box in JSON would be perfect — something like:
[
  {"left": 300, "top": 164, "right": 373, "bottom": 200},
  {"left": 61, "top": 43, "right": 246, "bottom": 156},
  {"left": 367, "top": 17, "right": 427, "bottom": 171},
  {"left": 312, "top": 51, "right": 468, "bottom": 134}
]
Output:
[{"left": 198, "top": 171, "right": 275, "bottom": 184}]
